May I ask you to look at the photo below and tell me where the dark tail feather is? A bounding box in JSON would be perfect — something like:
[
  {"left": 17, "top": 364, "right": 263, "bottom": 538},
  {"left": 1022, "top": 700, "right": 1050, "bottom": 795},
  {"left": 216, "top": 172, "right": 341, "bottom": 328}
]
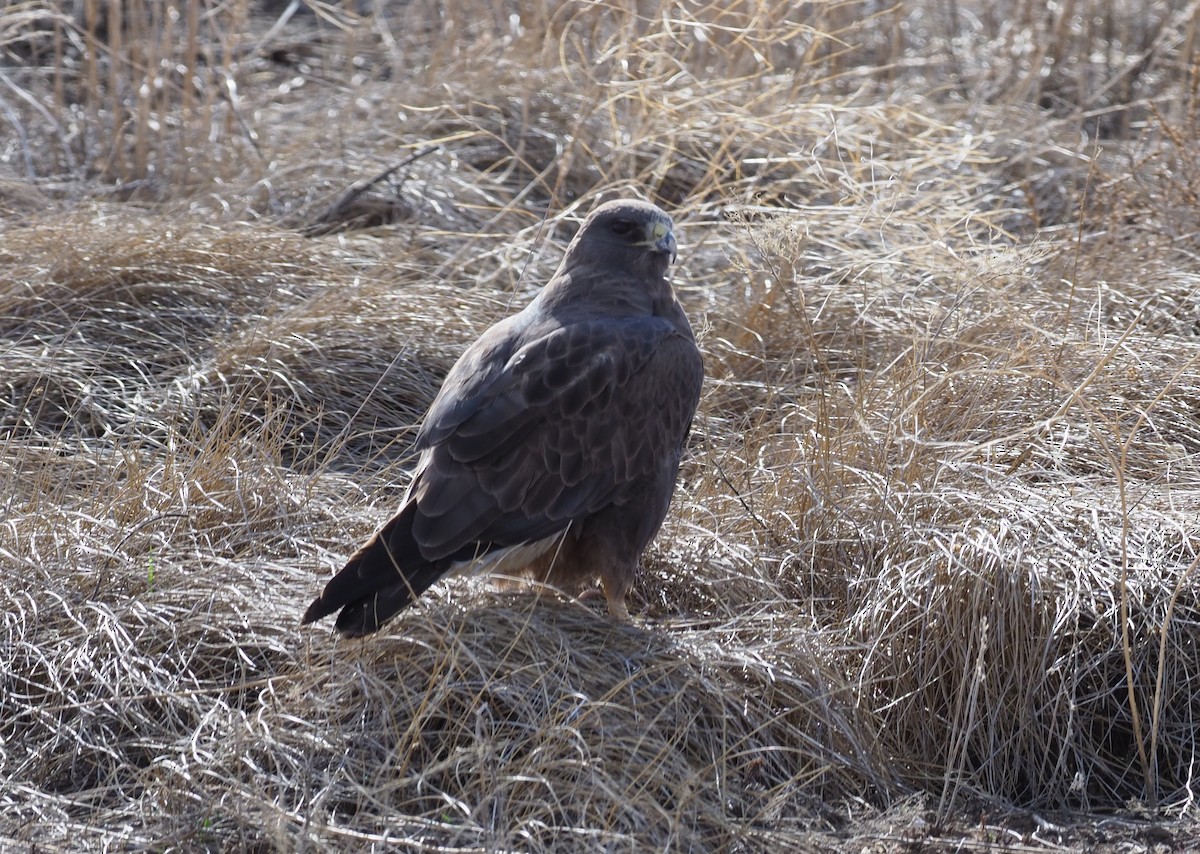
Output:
[{"left": 302, "top": 504, "right": 449, "bottom": 637}]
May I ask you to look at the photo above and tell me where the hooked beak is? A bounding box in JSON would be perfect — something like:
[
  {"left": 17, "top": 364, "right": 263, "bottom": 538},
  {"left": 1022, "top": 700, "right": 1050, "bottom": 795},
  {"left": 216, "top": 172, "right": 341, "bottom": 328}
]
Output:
[{"left": 649, "top": 220, "right": 678, "bottom": 264}]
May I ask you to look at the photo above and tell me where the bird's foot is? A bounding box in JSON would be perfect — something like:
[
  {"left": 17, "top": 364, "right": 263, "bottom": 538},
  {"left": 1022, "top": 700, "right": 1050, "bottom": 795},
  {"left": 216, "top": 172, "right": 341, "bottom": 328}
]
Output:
[{"left": 606, "top": 596, "right": 631, "bottom": 622}]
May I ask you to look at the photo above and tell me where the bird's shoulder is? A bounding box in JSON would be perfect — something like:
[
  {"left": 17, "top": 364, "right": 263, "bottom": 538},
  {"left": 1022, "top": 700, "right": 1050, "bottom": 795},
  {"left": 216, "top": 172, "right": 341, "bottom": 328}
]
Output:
[{"left": 416, "top": 301, "right": 687, "bottom": 452}]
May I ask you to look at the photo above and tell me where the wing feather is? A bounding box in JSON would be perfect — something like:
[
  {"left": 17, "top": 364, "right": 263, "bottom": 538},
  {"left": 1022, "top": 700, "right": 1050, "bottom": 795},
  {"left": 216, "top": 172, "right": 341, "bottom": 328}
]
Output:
[{"left": 407, "top": 312, "right": 699, "bottom": 561}]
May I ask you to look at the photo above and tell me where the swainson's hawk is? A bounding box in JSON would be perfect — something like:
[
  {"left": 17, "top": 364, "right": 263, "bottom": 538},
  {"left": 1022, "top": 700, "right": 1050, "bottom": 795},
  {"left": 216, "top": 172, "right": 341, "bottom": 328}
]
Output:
[{"left": 302, "top": 199, "right": 704, "bottom": 637}]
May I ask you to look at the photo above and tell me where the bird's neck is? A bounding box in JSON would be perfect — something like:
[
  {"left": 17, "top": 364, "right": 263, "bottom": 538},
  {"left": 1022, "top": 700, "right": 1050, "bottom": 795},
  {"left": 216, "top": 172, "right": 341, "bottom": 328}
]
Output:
[{"left": 539, "top": 264, "right": 669, "bottom": 318}]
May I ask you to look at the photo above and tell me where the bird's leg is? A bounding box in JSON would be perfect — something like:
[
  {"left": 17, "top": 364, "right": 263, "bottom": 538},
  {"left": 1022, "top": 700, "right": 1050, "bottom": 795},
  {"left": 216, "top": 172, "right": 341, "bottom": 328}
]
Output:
[
  {"left": 576, "top": 584, "right": 627, "bottom": 618},
  {"left": 605, "top": 592, "right": 631, "bottom": 621},
  {"left": 599, "top": 564, "right": 634, "bottom": 621}
]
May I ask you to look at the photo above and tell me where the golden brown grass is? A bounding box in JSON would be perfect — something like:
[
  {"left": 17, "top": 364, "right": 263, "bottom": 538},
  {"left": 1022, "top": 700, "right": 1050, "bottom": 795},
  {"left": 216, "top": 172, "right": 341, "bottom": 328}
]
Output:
[{"left": 3, "top": 1, "right": 1200, "bottom": 850}]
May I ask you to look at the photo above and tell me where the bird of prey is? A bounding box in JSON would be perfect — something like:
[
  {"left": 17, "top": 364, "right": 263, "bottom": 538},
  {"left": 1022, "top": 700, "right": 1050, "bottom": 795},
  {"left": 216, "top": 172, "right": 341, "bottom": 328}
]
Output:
[{"left": 302, "top": 199, "right": 704, "bottom": 637}]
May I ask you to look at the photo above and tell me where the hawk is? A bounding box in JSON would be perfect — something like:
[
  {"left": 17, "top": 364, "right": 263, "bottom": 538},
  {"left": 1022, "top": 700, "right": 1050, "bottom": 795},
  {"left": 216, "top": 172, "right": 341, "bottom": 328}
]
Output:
[{"left": 302, "top": 199, "right": 704, "bottom": 637}]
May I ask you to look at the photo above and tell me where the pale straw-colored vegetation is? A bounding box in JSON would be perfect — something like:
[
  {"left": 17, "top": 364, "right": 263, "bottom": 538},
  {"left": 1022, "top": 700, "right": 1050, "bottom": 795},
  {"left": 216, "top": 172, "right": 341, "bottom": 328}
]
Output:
[{"left": 2, "top": 1, "right": 1199, "bottom": 850}]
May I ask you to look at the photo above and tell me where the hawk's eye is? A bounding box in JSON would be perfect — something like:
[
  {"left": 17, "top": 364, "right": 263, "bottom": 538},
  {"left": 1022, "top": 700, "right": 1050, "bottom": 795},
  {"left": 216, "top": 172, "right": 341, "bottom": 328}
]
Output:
[{"left": 610, "top": 219, "right": 635, "bottom": 236}]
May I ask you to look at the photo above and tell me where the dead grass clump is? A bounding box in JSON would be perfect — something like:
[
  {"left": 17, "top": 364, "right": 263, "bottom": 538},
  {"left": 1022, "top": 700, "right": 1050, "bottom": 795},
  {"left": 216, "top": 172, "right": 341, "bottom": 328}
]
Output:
[
  {"left": 1, "top": 348, "right": 117, "bottom": 441},
  {"left": 1, "top": 584, "right": 887, "bottom": 850},
  {"left": 847, "top": 480, "right": 1200, "bottom": 809},
  {"left": 0, "top": 213, "right": 322, "bottom": 358},
  {"left": 0, "top": 214, "right": 332, "bottom": 453},
  {"left": 1, "top": 574, "right": 302, "bottom": 850},
  {"left": 688, "top": 165, "right": 1200, "bottom": 817},
  {"left": 182, "top": 274, "right": 510, "bottom": 473},
  {"left": 262, "top": 605, "right": 888, "bottom": 850}
]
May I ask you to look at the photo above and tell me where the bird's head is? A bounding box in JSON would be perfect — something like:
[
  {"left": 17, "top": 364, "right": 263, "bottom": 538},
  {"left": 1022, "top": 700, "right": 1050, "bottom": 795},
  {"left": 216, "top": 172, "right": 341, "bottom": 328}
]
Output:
[{"left": 568, "top": 199, "right": 678, "bottom": 274}]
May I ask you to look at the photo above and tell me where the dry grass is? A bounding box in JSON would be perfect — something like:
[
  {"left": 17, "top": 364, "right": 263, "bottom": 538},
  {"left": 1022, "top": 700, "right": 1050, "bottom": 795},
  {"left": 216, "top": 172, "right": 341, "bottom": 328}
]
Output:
[{"left": 3, "top": 0, "right": 1200, "bottom": 851}]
